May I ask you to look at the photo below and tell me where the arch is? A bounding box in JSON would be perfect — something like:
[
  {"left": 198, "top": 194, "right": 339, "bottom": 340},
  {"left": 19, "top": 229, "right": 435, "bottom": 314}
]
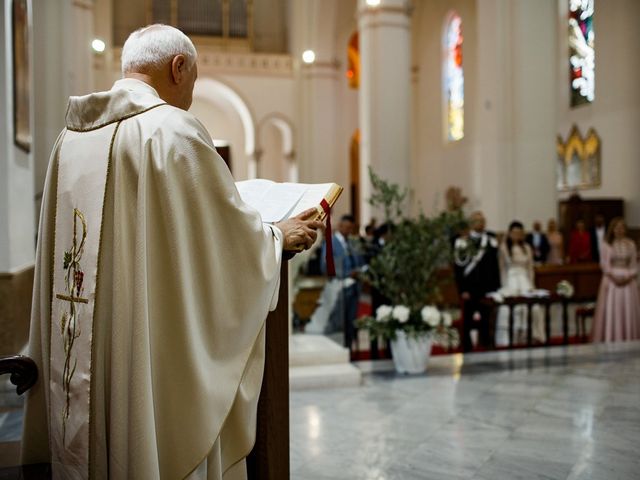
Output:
[
  {"left": 257, "top": 113, "right": 296, "bottom": 182},
  {"left": 258, "top": 113, "right": 295, "bottom": 156},
  {"left": 192, "top": 77, "right": 256, "bottom": 156}
]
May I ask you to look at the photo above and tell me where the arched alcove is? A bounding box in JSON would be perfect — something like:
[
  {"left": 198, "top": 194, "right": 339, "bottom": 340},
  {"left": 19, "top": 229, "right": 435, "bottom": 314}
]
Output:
[
  {"left": 191, "top": 77, "right": 257, "bottom": 179},
  {"left": 257, "top": 114, "right": 297, "bottom": 182}
]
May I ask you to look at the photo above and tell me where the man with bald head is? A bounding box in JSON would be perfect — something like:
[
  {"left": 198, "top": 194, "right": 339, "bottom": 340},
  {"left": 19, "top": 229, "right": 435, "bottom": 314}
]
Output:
[
  {"left": 22, "top": 25, "right": 322, "bottom": 479},
  {"left": 453, "top": 211, "right": 501, "bottom": 352}
]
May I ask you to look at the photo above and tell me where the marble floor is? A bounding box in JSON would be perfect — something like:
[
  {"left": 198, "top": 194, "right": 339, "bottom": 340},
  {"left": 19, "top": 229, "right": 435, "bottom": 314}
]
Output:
[
  {"left": 1, "top": 342, "right": 639, "bottom": 478},
  {"left": 291, "top": 341, "right": 640, "bottom": 480}
]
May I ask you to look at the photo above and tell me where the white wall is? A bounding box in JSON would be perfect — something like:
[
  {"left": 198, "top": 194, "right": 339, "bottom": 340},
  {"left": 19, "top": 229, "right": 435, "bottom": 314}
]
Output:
[
  {"left": 290, "top": 0, "right": 357, "bottom": 219},
  {"left": 0, "top": 0, "right": 35, "bottom": 272},
  {"left": 556, "top": 0, "right": 640, "bottom": 227},
  {"left": 412, "top": 0, "right": 557, "bottom": 231},
  {"left": 32, "top": 0, "right": 94, "bottom": 215},
  {"left": 258, "top": 122, "right": 286, "bottom": 181},
  {"left": 412, "top": 0, "right": 478, "bottom": 216},
  {"left": 473, "top": 0, "right": 557, "bottom": 231},
  {"left": 190, "top": 95, "right": 250, "bottom": 178}
]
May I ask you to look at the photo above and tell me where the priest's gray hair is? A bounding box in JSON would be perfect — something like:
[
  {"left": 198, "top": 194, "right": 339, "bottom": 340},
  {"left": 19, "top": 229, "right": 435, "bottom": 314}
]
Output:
[{"left": 121, "top": 24, "right": 197, "bottom": 75}]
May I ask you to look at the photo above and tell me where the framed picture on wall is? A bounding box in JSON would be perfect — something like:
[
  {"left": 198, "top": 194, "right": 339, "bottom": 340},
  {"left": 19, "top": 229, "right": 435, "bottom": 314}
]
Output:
[{"left": 12, "top": 0, "right": 31, "bottom": 153}]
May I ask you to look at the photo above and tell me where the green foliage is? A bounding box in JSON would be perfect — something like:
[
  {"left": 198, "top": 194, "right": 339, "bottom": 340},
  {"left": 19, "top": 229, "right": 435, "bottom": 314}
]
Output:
[
  {"left": 364, "top": 170, "right": 466, "bottom": 310},
  {"left": 368, "top": 167, "right": 408, "bottom": 223},
  {"left": 63, "top": 251, "right": 72, "bottom": 270}
]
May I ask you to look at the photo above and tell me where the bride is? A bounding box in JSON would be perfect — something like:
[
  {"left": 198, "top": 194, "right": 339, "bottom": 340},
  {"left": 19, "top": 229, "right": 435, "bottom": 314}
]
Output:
[{"left": 495, "top": 221, "right": 546, "bottom": 346}]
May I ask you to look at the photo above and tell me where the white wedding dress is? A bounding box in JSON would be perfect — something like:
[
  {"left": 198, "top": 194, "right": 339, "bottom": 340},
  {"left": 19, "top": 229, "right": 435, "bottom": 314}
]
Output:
[{"left": 495, "top": 243, "right": 546, "bottom": 346}]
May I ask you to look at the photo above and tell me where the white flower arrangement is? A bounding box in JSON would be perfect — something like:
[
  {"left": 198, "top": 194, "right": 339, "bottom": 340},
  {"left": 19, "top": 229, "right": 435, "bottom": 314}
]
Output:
[
  {"left": 392, "top": 305, "right": 411, "bottom": 323},
  {"left": 421, "top": 306, "right": 441, "bottom": 327},
  {"left": 376, "top": 305, "right": 393, "bottom": 322},
  {"left": 359, "top": 304, "right": 460, "bottom": 348},
  {"left": 556, "top": 280, "right": 575, "bottom": 298}
]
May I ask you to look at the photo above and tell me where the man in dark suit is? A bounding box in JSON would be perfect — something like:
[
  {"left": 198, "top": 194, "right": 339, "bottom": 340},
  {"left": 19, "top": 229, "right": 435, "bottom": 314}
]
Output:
[
  {"left": 589, "top": 214, "right": 607, "bottom": 262},
  {"left": 453, "top": 211, "right": 501, "bottom": 352},
  {"left": 525, "top": 220, "right": 550, "bottom": 263},
  {"left": 321, "top": 214, "right": 364, "bottom": 344}
]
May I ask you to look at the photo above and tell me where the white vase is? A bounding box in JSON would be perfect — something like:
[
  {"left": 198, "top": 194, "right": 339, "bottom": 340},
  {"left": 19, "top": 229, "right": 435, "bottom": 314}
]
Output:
[{"left": 390, "top": 330, "right": 433, "bottom": 374}]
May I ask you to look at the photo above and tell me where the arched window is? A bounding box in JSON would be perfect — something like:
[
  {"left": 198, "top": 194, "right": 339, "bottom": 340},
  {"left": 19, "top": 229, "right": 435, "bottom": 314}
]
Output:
[
  {"left": 569, "top": 0, "right": 595, "bottom": 107},
  {"left": 443, "top": 12, "right": 464, "bottom": 142}
]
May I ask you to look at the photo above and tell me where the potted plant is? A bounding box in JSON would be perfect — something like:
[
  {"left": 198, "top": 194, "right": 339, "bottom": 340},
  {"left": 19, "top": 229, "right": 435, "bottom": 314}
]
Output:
[{"left": 357, "top": 169, "right": 463, "bottom": 374}]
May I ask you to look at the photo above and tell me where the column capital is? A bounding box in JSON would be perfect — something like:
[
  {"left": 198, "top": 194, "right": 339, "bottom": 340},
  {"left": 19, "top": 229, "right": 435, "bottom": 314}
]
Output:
[{"left": 357, "top": 0, "right": 413, "bottom": 21}]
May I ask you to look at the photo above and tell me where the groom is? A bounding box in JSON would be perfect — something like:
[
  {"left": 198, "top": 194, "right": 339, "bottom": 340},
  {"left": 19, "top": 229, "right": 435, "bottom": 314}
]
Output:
[{"left": 453, "top": 211, "right": 501, "bottom": 352}]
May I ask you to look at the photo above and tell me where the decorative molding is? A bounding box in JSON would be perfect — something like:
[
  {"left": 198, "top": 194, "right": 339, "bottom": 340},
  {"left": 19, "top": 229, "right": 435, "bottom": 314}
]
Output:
[
  {"left": 72, "top": 0, "right": 94, "bottom": 10},
  {"left": 358, "top": 5, "right": 412, "bottom": 18},
  {"left": 199, "top": 51, "right": 293, "bottom": 77},
  {"left": 112, "top": 48, "right": 294, "bottom": 78}
]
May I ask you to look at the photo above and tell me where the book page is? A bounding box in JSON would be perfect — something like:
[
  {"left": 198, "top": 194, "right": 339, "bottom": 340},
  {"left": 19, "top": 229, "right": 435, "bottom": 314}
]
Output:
[
  {"left": 236, "top": 179, "right": 307, "bottom": 223},
  {"left": 236, "top": 179, "right": 274, "bottom": 208},
  {"left": 288, "top": 183, "right": 335, "bottom": 218},
  {"left": 257, "top": 183, "right": 307, "bottom": 222}
]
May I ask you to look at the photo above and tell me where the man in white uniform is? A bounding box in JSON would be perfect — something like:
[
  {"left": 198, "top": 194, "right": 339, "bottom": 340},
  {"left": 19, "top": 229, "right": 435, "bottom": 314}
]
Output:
[{"left": 21, "top": 25, "right": 322, "bottom": 479}]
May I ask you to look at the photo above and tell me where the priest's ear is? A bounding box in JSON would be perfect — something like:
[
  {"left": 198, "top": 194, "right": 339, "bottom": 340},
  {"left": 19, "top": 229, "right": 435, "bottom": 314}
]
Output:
[{"left": 170, "top": 54, "right": 188, "bottom": 85}]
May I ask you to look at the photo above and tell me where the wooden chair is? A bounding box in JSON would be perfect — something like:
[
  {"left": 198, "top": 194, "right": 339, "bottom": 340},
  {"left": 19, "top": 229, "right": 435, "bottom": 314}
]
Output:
[
  {"left": 575, "top": 305, "right": 596, "bottom": 342},
  {"left": 0, "top": 355, "right": 48, "bottom": 478},
  {"left": 0, "top": 355, "right": 38, "bottom": 395}
]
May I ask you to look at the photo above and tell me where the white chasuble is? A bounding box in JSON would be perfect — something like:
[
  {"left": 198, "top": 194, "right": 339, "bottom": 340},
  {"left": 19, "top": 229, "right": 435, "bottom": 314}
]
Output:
[
  {"left": 50, "top": 123, "right": 117, "bottom": 477},
  {"left": 22, "top": 79, "right": 284, "bottom": 480}
]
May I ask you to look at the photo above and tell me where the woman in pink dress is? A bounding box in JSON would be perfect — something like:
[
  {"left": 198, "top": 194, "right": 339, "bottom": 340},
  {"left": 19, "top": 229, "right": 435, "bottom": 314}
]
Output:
[
  {"left": 592, "top": 217, "right": 640, "bottom": 342},
  {"left": 546, "top": 219, "right": 564, "bottom": 265}
]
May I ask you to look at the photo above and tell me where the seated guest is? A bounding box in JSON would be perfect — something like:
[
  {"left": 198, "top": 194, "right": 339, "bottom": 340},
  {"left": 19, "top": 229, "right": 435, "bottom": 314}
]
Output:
[
  {"left": 592, "top": 218, "right": 640, "bottom": 342},
  {"left": 453, "top": 211, "right": 501, "bottom": 352},
  {"left": 590, "top": 214, "right": 607, "bottom": 262},
  {"left": 525, "top": 220, "right": 550, "bottom": 263},
  {"left": 495, "top": 221, "right": 546, "bottom": 346},
  {"left": 546, "top": 219, "right": 564, "bottom": 265},
  {"left": 568, "top": 219, "right": 593, "bottom": 263},
  {"left": 321, "top": 215, "right": 365, "bottom": 339}
]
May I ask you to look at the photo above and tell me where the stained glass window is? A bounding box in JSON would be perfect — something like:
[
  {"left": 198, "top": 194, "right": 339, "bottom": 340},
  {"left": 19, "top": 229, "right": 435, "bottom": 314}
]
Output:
[
  {"left": 569, "top": 0, "right": 595, "bottom": 107},
  {"left": 444, "top": 13, "right": 464, "bottom": 142}
]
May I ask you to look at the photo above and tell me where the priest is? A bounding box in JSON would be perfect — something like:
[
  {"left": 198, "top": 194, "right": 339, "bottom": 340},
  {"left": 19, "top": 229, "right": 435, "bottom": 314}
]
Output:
[{"left": 21, "top": 24, "right": 323, "bottom": 479}]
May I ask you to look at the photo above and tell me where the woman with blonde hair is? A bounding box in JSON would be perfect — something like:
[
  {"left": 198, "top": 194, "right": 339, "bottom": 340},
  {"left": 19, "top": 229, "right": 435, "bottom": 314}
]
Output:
[
  {"left": 546, "top": 218, "right": 564, "bottom": 265},
  {"left": 592, "top": 217, "right": 640, "bottom": 342}
]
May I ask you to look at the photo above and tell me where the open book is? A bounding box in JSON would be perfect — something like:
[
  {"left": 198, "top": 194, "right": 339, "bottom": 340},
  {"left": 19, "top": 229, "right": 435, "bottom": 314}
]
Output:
[{"left": 235, "top": 179, "right": 343, "bottom": 223}]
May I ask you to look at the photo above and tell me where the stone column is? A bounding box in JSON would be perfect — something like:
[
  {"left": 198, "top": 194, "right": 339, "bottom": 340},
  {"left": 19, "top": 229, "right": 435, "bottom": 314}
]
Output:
[
  {"left": 0, "top": 0, "right": 35, "bottom": 354},
  {"left": 358, "top": 0, "right": 412, "bottom": 223},
  {"left": 285, "top": 151, "right": 298, "bottom": 183}
]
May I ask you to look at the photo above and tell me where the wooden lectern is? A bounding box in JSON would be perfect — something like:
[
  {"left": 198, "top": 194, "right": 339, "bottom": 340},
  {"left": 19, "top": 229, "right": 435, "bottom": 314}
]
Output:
[{"left": 247, "top": 262, "right": 290, "bottom": 479}]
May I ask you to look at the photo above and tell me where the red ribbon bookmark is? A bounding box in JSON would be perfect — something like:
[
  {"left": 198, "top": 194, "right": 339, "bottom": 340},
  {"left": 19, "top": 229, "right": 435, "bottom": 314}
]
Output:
[{"left": 320, "top": 199, "right": 336, "bottom": 277}]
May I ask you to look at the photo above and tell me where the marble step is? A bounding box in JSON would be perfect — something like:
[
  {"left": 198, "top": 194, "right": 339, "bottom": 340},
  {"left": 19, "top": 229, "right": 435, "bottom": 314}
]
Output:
[
  {"left": 289, "top": 363, "right": 362, "bottom": 390},
  {"left": 289, "top": 334, "right": 350, "bottom": 367}
]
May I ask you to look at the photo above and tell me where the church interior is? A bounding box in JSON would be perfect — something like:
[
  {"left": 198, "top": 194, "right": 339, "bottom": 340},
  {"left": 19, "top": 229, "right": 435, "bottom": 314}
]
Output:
[{"left": 1, "top": 0, "right": 639, "bottom": 478}]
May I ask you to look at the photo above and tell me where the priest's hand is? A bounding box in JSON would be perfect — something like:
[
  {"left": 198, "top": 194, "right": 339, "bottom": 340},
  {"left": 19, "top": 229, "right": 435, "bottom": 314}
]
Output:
[{"left": 275, "top": 208, "right": 325, "bottom": 251}]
